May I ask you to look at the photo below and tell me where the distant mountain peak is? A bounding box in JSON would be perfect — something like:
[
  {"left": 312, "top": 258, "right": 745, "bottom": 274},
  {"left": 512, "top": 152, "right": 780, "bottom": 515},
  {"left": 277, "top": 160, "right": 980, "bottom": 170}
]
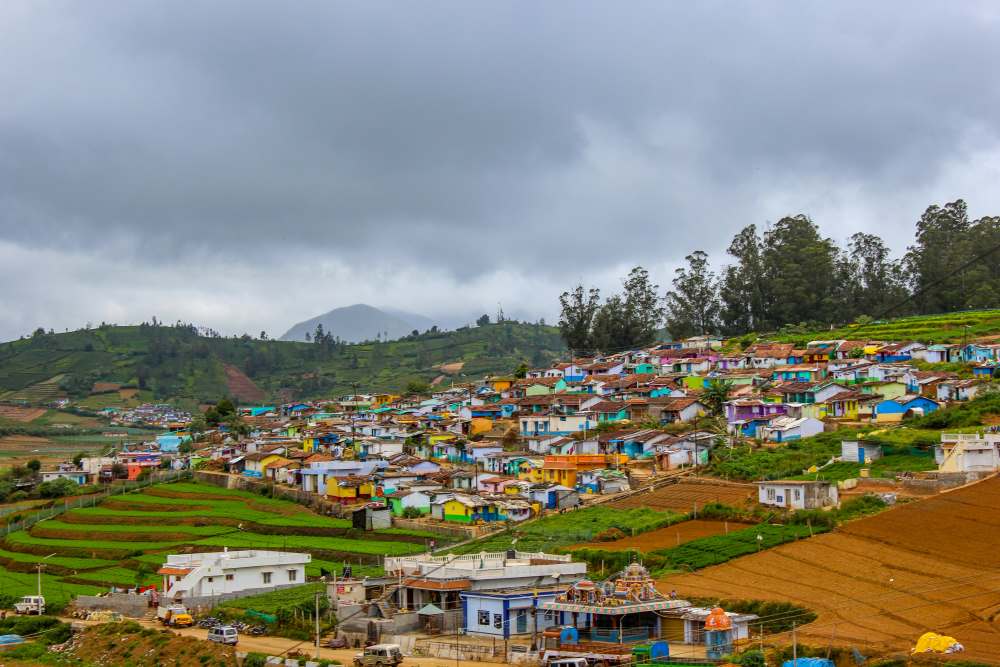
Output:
[{"left": 280, "top": 304, "right": 438, "bottom": 343}]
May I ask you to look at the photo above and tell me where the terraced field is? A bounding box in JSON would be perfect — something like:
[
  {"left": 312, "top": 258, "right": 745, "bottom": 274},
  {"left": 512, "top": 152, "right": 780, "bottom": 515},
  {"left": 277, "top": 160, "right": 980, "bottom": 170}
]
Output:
[
  {"left": 610, "top": 479, "right": 756, "bottom": 512},
  {"left": 660, "top": 476, "right": 1000, "bottom": 663},
  {"left": 0, "top": 479, "right": 437, "bottom": 611}
]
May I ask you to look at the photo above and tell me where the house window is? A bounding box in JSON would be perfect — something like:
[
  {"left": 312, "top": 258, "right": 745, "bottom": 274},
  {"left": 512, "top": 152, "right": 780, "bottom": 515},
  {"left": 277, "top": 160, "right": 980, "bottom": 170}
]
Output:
[
  {"left": 493, "top": 613, "right": 503, "bottom": 629},
  {"left": 262, "top": 572, "right": 272, "bottom": 584},
  {"left": 207, "top": 577, "right": 214, "bottom": 583},
  {"left": 766, "top": 488, "right": 776, "bottom": 500},
  {"left": 478, "top": 610, "right": 490, "bottom": 626},
  {"left": 793, "top": 489, "right": 801, "bottom": 501},
  {"left": 288, "top": 569, "right": 298, "bottom": 582},
  {"left": 225, "top": 574, "right": 234, "bottom": 581}
]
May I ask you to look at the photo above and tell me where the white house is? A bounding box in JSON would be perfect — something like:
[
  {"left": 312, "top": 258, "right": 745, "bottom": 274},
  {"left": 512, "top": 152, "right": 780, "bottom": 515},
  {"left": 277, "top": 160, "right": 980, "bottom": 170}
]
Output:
[
  {"left": 757, "top": 480, "right": 838, "bottom": 510},
  {"left": 385, "top": 550, "right": 586, "bottom": 637},
  {"left": 759, "top": 416, "right": 824, "bottom": 443},
  {"left": 158, "top": 549, "right": 310, "bottom": 602},
  {"left": 937, "top": 433, "right": 1000, "bottom": 473}
]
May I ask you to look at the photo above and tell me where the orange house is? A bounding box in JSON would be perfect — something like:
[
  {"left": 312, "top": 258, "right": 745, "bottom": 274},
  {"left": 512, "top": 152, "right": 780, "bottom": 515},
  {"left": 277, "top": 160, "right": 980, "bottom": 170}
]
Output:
[{"left": 541, "top": 454, "right": 626, "bottom": 487}]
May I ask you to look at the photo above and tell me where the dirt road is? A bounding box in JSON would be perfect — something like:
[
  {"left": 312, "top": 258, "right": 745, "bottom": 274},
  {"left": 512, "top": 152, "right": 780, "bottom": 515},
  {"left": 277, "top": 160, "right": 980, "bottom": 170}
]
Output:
[{"left": 65, "top": 617, "right": 511, "bottom": 667}]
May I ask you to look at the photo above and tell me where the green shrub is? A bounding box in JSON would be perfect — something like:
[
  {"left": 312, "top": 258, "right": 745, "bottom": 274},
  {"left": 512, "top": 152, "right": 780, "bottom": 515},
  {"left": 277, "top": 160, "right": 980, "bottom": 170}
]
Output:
[{"left": 2, "top": 642, "right": 47, "bottom": 660}]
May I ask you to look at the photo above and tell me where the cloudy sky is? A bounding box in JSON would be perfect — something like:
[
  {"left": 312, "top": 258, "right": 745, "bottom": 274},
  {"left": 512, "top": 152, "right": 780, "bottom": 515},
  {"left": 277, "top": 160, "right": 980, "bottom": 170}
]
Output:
[{"left": 4, "top": 1, "right": 1000, "bottom": 341}]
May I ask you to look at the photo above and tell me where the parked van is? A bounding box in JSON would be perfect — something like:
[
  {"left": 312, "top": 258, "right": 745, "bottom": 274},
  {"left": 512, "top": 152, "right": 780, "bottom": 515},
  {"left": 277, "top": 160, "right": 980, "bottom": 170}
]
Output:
[{"left": 207, "top": 626, "right": 239, "bottom": 645}]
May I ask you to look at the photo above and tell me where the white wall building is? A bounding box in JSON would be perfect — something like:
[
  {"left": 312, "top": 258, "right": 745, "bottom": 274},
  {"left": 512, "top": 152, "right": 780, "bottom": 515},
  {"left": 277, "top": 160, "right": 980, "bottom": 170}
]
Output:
[
  {"left": 757, "top": 480, "right": 838, "bottom": 510},
  {"left": 158, "top": 549, "right": 310, "bottom": 601},
  {"left": 384, "top": 550, "right": 586, "bottom": 625},
  {"left": 937, "top": 433, "right": 1000, "bottom": 473}
]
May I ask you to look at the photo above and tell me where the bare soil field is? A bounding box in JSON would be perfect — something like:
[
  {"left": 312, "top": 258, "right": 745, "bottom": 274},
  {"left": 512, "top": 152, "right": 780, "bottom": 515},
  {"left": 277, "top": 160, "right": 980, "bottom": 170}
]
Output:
[
  {"left": 0, "top": 435, "right": 81, "bottom": 467},
  {"left": 571, "top": 519, "right": 750, "bottom": 551},
  {"left": 610, "top": 478, "right": 756, "bottom": 512},
  {"left": 0, "top": 406, "right": 46, "bottom": 422},
  {"left": 223, "top": 364, "right": 265, "bottom": 402},
  {"left": 659, "top": 475, "right": 1000, "bottom": 663}
]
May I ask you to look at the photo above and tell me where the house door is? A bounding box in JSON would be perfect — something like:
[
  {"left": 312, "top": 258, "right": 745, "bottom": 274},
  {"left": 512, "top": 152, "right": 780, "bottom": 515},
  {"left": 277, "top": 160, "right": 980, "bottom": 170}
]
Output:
[
  {"left": 784, "top": 488, "right": 792, "bottom": 508},
  {"left": 516, "top": 609, "right": 528, "bottom": 634},
  {"left": 858, "top": 446, "right": 865, "bottom": 463}
]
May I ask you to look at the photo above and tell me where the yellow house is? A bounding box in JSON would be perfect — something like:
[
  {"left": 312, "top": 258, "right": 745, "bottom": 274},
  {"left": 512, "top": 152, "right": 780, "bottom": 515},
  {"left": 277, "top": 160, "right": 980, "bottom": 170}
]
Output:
[
  {"left": 486, "top": 377, "right": 515, "bottom": 393},
  {"left": 470, "top": 417, "right": 494, "bottom": 437},
  {"left": 244, "top": 451, "right": 287, "bottom": 478},
  {"left": 515, "top": 460, "right": 545, "bottom": 483},
  {"left": 302, "top": 437, "right": 316, "bottom": 453},
  {"left": 327, "top": 477, "right": 374, "bottom": 504},
  {"left": 373, "top": 393, "right": 399, "bottom": 407}
]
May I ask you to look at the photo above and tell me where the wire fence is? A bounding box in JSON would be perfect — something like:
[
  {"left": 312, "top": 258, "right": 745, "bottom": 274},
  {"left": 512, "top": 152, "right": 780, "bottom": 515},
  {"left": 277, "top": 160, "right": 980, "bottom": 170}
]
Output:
[{"left": 0, "top": 469, "right": 192, "bottom": 538}]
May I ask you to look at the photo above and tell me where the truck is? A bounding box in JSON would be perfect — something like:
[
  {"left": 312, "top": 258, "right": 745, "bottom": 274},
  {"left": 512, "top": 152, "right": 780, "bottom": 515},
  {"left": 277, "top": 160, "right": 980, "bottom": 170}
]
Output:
[
  {"left": 157, "top": 605, "right": 194, "bottom": 627},
  {"left": 353, "top": 643, "right": 404, "bottom": 667},
  {"left": 13, "top": 596, "right": 45, "bottom": 615}
]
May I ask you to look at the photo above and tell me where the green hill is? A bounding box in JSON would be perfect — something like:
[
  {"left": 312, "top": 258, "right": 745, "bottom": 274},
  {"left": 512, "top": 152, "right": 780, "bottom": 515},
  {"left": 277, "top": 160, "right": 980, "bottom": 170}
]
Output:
[
  {"left": 0, "top": 322, "right": 565, "bottom": 404},
  {"left": 762, "top": 309, "right": 1000, "bottom": 346}
]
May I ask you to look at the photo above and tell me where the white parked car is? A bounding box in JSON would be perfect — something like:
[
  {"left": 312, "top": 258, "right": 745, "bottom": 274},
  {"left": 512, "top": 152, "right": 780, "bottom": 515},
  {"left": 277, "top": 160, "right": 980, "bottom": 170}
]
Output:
[
  {"left": 207, "top": 625, "right": 239, "bottom": 645},
  {"left": 13, "top": 596, "right": 45, "bottom": 615}
]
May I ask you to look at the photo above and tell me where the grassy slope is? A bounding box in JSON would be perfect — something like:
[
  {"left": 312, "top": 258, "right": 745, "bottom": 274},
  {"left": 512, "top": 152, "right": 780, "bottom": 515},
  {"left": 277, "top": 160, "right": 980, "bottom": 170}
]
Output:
[
  {"left": 764, "top": 309, "right": 1000, "bottom": 345},
  {"left": 0, "top": 480, "right": 437, "bottom": 608},
  {"left": 0, "top": 321, "right": 565, "bottom": 402}
]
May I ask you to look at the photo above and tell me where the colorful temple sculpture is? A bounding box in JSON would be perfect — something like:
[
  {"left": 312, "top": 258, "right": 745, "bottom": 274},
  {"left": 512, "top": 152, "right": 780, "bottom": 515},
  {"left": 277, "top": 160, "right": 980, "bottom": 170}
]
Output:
[{"left": 540, "top": 562, "right": 691, "bottom": 664}]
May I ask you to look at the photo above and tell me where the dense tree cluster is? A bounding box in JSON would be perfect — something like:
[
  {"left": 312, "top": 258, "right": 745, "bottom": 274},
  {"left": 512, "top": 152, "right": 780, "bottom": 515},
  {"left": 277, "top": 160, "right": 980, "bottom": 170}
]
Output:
[
  {"left": 559, "top": 200, "right": 1000, "bottom": 348},
  {"left": 558, "top": 267, "right": 664, "bottom": 354}
]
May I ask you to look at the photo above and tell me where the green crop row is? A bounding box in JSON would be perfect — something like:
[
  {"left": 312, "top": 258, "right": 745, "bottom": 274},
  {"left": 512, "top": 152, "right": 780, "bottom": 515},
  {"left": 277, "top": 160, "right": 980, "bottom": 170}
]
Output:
[
  {"left": 194, "top": 532, "right": 424, "bottom": 556},
  {"left": 36, "top": 520, "right": 235, "bottom": 537},
  {"left": 0, "top": 565, "right": 103, "bottom": 611},
  {"left": 6, "top": 530, "right": 184, "bottom": 552},
  {"left": 0, "top": 548, "right": 116, "bottom": 571},
  {"left": 450, "top": 506, "right": 683, "bottom": 554}
]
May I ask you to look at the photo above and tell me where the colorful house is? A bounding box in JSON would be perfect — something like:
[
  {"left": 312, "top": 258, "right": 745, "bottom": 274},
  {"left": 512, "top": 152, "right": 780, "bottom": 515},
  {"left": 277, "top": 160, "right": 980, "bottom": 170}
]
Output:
[
  {"left": 873, "top": 395, "right": 940, "bottom": 423},
  {"left": 434, "top": 495, "right": 501, "bottom": 523},
  {"left": 326, "top": 475, "right": 375, "bottom": 504}
]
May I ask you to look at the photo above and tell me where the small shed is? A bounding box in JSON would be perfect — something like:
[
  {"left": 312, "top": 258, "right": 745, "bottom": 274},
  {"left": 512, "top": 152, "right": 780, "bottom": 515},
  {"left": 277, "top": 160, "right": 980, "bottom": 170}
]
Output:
[
  {"left": 352, "top": 503, "right": 392, "bottom": 531},
  {"left": 841, "top": 440, "right": 883, "bottom": 464}
]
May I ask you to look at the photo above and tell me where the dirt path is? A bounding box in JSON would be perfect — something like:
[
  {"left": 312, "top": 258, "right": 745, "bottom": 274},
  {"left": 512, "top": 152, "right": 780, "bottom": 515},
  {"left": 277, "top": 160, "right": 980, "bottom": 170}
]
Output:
[{"left": 64, "top": 617, "right": 512, "bottom": 667}]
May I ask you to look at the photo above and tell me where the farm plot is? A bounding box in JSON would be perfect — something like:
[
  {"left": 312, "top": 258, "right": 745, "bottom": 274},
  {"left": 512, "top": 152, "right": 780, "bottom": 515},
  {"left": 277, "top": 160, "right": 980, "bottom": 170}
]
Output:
[
  {"left": 450, "top": 505, "right": 682, "bottom": 554},
  {"left": 659, "top": 476, "right": 1000, "bottom": 663},
  {"left": 571, "top": 520, "right": 750, "bottom": 551},
  {"left": 610, "top": 479, "right": 756, "bottom": 512},
  {"left": 0, "top": 406, "right": 46, "bottom": 422},
  {"left": 0, "top": 479, "right": 439, "bottom": 610}
]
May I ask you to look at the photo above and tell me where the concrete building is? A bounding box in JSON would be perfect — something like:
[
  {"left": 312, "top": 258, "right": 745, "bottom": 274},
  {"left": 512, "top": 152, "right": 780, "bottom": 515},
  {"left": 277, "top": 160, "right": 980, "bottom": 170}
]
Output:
[
  {"left": 157, "top": 549, "right": 310, "bottom": 602},
  {"left": 384, "top": 550, "right": 586, "bottom": 635},
  {"left": 756, "top": 480, "right": 838, "bottom": 510},
  {"left": 937, "top": 432, "right": 1000, "bottom": 473}
]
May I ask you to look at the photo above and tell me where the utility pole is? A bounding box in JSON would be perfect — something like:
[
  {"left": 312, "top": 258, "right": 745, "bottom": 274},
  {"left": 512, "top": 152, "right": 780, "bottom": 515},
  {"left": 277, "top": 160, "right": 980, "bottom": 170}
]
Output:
[
  {"left": 314, "top": 590, "right": 321, "bottom": 658},
  {"left": 792, "top": 622, "right": 797, "bottom": 666}
]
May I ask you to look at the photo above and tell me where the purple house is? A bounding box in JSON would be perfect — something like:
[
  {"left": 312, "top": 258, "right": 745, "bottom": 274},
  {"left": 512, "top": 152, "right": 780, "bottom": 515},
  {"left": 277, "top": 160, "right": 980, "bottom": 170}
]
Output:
[{"left": 726, "top": 400, "right": 788, "bottom": 438}]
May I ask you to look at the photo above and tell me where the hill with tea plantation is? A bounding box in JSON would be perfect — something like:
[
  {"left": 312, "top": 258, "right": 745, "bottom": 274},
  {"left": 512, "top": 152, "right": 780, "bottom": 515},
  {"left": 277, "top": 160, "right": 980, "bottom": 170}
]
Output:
[{"left": 0, "top": 321, "right": 564, "bottom": 404}]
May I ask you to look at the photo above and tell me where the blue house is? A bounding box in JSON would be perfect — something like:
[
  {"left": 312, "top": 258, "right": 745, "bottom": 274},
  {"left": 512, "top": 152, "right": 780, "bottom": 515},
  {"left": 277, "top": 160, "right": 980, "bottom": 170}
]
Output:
[
  {"left": 461, "top": 589, "right": 564, "bottom": 637},
  {"left": 156, "top": 432, "right": 190, "bottom": 453},
  {"left": 962, "top": 344, "right": 1000, "bottom": 363},
  {"left": 873, "top": 395, "right": 939, "bottom": 421}
]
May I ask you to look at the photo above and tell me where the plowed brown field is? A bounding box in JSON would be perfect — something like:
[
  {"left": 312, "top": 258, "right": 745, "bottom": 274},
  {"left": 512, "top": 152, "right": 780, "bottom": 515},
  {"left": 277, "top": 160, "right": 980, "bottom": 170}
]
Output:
[
  {"left": 571, "top": 520, "right": 750, "bottom": 551},
  {"left": 659, "top": 475, "right": 1000, "bottom": 663},
  {"left": 610, "top": 479, "right": 755, "bottom": 512},
  {"left": 223, "top": 364, "right": 265, "bottom": 403},
  {"left": 0, "top": 406, "right": 45, "bottom": 422}
]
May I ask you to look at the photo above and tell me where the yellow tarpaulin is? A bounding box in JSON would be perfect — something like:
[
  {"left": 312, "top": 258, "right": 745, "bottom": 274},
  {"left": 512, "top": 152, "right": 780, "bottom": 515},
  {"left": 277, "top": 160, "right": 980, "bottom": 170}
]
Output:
[{"left": 912, "top": 632, "right": 963, "bottom": 653}]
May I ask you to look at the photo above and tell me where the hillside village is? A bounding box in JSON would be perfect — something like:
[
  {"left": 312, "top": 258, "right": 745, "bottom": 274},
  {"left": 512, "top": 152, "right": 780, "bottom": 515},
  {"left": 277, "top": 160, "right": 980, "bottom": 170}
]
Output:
[{"left": 0, "top": 328, "right": 996, "bottom": 662}]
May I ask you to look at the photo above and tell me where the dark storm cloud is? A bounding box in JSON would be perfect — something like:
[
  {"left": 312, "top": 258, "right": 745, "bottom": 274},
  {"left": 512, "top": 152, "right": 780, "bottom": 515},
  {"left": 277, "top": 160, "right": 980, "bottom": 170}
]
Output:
[{"left": 3, "top": 1, "right": 1000, "bottom": 338}]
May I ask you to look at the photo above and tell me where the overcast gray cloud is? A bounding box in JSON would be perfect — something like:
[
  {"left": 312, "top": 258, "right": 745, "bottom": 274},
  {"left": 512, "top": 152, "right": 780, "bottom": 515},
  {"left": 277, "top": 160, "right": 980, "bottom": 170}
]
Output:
[{"left": 4, "top": 1, "right": 1000, "bottom": 340}]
